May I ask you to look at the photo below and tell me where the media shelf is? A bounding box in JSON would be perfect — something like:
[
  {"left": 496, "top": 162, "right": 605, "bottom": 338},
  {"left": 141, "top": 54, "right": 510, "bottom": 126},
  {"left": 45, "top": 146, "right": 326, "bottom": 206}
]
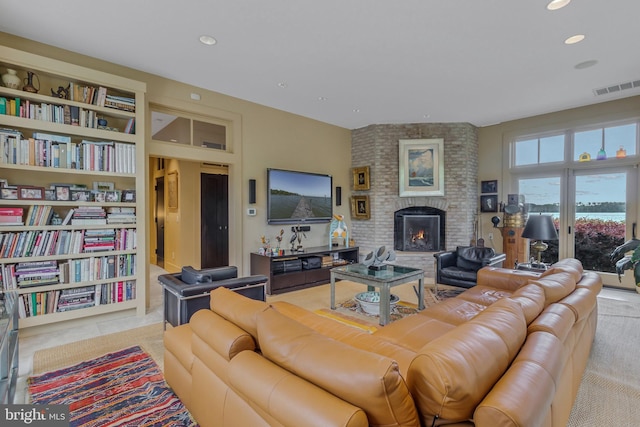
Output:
[{"left": 251, "top": 245, "right": 359, "bottom": 295}]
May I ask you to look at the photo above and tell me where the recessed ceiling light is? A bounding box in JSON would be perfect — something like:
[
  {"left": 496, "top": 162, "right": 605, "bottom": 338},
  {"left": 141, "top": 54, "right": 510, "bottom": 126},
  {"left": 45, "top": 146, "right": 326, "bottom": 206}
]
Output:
[
  {"left": 565, "top": 34, "right": 585, "bottom": 45},
  {"left": 277, "top": 82, "right": 288, "bottom": 88},
  {"left": 575, "top": 60, "right": 598, "bottom": 70},
  {"left": 199, "top": 35, "right": 217, "bottom": 45},
  {"left": 547, "top": 0, "right": 571, "bottom": 11}
]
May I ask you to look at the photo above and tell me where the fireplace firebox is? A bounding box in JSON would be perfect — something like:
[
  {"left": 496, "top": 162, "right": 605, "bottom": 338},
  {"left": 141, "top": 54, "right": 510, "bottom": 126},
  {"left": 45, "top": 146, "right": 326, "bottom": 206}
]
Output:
[{"left": 394, "top": 207, "right": 445, "bottom": 252}]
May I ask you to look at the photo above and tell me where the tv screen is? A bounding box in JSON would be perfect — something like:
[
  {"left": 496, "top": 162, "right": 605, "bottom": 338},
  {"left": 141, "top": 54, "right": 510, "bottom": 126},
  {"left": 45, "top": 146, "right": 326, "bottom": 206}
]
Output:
[{"left": 267, "top": 168, "right": 333, "bottom": 224}]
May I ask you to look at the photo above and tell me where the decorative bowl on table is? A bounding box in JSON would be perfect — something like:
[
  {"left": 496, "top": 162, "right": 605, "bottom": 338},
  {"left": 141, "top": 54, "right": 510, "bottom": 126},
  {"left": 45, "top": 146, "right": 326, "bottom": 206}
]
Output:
[{"left": 354, "top": 291, "right": 399, "bottom": 316}]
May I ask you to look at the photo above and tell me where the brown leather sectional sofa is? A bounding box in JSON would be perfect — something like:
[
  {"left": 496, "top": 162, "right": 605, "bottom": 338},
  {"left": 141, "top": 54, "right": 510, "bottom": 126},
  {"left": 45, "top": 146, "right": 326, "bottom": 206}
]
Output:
[{"left": 164, "top": 258, "right": 601, "bottom": 427}]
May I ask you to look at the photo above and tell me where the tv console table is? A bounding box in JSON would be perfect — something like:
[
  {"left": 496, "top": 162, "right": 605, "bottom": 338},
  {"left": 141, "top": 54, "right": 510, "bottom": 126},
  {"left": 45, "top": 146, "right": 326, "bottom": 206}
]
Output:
[{"left": 251, "top": 245, "right": 359, "bottom": 295}]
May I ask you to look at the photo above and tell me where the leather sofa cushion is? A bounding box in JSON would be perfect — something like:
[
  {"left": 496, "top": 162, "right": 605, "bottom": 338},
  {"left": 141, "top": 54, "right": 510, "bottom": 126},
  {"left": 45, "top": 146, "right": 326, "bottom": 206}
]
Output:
[
  {"left": 272, "top": 301, "right": 418, "bottom": 378},
  {"left": 457, "top": 285, "right": 512, "bottom": 306},
  {"left": 528, "top": 272, "right": 577, "bottom": 306},
  {"left": 407, "top": 298, "right": 527, "bottom": 424},
  {"left": 477, "top": 267, "right": 541, "bottom": 292},
  {"left": 508, "top": 283, "right": 546, "bottom": 324},
  {"left": 229, "top": 351, "right": 369, "bottom": 427},
  {"left": 541, "top": 258, "right": 583, "bottom": 283},
  {"left": 257, "top": 307, "right": 420, "bottom": 427},
  {"left": 209, "top": 287, "right": 268, "bottom": 339},
  {"left": 417, "top": 297, "right": 487, "bottom": 325},
  {"left": 527, "top": 303, "right": 575, "bottom": 342},
  {"left": 456, "top": 246, "right": 496, "bottom": 271},
  {"left": 190, "top": 309, "right": 256, "bottom": 361},
  {"left": 558, "top": 286, "right": 598, "bottom": 322},
  {"left": 475, "top": 331, "right": 564, "bottom": 427}
]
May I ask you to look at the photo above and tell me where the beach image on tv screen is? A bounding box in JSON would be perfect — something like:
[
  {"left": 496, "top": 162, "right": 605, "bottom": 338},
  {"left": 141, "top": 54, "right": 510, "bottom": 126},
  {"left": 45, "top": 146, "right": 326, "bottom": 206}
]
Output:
[{"left": 269, "top": 170, "right": 332, "bottom": 221}]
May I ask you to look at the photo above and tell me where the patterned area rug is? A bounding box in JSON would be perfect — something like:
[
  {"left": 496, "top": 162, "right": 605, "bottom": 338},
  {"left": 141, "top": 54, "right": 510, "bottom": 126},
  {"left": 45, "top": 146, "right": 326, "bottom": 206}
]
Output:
[
  {"left": 28, "top": 346, "right": 197, "bottom": 427},
  {"left": 315, "top": 286, "right": 464, "bottom": 332}
]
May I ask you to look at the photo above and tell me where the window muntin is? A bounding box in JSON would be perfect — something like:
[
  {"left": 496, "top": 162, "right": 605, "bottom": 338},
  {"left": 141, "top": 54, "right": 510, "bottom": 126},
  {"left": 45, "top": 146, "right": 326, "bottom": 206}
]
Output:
[{"left": 151, "top": 110, "right": 227, "bottom": 151}]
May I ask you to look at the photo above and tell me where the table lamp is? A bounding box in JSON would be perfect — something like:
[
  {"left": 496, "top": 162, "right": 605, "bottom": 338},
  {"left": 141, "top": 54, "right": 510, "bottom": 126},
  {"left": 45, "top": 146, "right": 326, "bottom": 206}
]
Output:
[{"left": 521, "top": 214, "right": 558, "bottom": 268}]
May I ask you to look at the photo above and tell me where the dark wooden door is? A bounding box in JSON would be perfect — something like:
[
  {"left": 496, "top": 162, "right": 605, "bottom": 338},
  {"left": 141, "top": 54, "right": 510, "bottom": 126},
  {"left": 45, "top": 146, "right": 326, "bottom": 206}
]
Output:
[
  {"left": 155, "top": 177, "right": 165, "bottom": 267},
  {"left": 201, "top": 173, "right": 229, "bottom": 267}
]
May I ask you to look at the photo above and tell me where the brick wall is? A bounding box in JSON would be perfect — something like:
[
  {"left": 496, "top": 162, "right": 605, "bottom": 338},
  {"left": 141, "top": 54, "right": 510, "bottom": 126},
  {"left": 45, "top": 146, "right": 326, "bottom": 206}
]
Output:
[{"left": 351, "top": 123, "right": 478, "bottom": 277}]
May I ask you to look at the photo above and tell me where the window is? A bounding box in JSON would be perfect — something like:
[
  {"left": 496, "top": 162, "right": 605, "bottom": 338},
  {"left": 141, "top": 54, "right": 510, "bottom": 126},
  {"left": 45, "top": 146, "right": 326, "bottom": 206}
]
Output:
[
  {"left": 151, "top": 110, "right": 227, "bottom": 151},
  {"left": 574, "top": 123, "right": 637, "bottom": 161},
  {"left": 511, "top": 118, "right": 639, "bottom": 285},
  {"left": 514, "top": 134, "right": 564, "bottom": 166}
]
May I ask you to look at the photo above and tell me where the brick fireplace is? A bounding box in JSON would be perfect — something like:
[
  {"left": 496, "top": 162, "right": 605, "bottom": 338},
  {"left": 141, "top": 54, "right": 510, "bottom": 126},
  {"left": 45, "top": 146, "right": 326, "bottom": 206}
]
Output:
[{"left": 350, "top": 123, "right": 478, "bottom": 278}]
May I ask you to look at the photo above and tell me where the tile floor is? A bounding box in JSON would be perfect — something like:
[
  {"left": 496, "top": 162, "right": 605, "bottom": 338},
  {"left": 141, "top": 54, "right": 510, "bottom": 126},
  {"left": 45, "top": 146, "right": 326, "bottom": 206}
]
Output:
[{"left": 14, "top": 263, "right": 168, "bottom": 404}]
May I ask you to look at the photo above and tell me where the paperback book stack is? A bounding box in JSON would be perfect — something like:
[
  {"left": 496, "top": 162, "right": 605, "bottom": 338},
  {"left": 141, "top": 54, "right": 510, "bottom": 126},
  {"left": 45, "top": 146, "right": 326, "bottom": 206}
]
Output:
[
  {"left": 15, "top": 260, "right": 59, "bottom": 288},
  {"left": 107, "top": 207, "right": 136, "bottom": 224},
  {"left": 0, "top": 207, "right": 23, "bottom": 226},
  {"left": 83, "top": 229, "right": 116, "bottom": 252},
  {"left": 57, "top": 286, "right": 96, "bottom": 312},
  {"left": 71, "top": 207, "right": 107, "bottom": 225}
]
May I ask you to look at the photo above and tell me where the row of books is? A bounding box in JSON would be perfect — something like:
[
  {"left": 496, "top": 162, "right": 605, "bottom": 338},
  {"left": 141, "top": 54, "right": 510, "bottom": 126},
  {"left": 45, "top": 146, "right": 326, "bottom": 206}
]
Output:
[
  {"left": 16, "top": 280, "right": 136, "bottom": 318},
  {"left": 0, "top": 228, "right": 137, "bottom": 259},
  {"left": 0, "top": 129, "right": 136, "bottom": 173},
  {"left": 0, "top": 207, "right": 23, "bottom": 226},
  {"left": 65, "top": 254, "right": 136, "bottom": 283},
  {"left": 104, "top": 95, "right": 136, "bottom": 112},
  {"left": 0, "top": 254, "right": 136, "bottom": 290},
  {"left": 0, "top": 95, "right": 132, "bottom": 130}
]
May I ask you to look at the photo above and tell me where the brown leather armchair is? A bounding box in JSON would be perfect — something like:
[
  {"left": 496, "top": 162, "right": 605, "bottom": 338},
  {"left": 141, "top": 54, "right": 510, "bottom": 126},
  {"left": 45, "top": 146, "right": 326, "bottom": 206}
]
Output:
[{"left": 434, "top": 246, "right": 506, "bottom": 288}]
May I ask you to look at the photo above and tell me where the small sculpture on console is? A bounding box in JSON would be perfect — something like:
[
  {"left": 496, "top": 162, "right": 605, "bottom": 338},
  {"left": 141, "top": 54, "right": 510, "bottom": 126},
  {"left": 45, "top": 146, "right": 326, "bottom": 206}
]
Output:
[{"left": 290, "top": 224, "right": 307, "bottom": 252}]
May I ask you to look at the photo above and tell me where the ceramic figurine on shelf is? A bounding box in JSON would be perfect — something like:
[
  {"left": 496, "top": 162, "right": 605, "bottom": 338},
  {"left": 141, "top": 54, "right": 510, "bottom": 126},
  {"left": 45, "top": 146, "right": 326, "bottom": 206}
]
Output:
[{"left": 329, "top": 214, "right": 349, "bottom": 248}]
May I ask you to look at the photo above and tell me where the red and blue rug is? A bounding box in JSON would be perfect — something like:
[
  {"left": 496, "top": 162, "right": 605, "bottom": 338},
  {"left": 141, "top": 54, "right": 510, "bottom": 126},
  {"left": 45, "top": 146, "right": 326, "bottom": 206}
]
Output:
[{"left": 28, "top": 345, "right": 197, "bottom": 427}]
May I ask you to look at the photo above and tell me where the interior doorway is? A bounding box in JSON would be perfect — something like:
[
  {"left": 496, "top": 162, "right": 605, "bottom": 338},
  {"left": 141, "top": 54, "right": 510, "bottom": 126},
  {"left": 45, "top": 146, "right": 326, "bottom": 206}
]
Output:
[{"left": 201, "top": 173, "right": 229, "bottom": 268}]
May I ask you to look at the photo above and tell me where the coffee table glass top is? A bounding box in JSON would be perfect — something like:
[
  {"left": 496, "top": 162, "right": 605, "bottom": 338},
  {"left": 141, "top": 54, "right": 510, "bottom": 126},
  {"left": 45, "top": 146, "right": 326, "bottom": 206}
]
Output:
[{"left": 332, "top": 264, "right": 422, "bottom": 281}]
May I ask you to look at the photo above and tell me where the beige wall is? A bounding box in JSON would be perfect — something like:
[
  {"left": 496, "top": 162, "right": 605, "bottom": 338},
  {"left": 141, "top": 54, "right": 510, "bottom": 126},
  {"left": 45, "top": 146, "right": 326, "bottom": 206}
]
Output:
[
  {"left": 478, "top": 95, "right": 640, "bottom": 251},
  {"left": 3, "top": 32, "right": 352, "bottom": 275}
]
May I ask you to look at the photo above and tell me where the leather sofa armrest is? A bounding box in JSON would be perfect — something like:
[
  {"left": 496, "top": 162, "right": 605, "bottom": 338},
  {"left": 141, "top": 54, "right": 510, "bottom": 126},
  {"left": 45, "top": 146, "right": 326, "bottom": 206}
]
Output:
[
  {"left": 482, "top": 253, "right": 506, "bottom": 267},
  {"left": 434, "top": 251, "right": 457, "bottom": 269},
  {"left": 159, "top": 272, "right": 267, "bottom": 297}
]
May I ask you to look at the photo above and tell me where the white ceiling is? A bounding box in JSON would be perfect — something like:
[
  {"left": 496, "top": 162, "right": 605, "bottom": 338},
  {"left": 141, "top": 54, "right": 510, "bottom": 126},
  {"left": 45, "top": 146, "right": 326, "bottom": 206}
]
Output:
[{"left": 2, "top": 0, "right": 639, "bottom": 130}]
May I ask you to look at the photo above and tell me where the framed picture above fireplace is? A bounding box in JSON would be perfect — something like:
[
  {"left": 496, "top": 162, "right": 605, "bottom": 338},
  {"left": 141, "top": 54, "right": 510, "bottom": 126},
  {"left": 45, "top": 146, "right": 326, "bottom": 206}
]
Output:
[{"left": 399, "top": 138, "right": 444, "bottom": 197}]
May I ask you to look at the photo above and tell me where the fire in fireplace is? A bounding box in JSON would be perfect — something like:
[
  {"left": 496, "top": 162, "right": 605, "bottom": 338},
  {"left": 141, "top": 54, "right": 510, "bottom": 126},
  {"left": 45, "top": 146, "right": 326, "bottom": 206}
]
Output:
[{"left": 394, "top": 207, "right": 445, "bottom": 252}]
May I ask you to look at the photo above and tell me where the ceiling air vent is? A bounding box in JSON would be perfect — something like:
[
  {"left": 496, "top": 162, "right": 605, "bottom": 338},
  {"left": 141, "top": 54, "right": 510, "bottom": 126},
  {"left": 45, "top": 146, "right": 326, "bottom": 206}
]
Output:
[{"left": 593, "top": 79, "right": 640, "bottom": 96}]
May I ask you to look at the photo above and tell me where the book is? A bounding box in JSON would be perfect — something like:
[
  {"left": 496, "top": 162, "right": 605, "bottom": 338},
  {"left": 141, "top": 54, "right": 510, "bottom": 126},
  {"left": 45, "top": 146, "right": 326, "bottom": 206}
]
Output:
[{"left": 61, "top": 209, "right": 74, "bottom": 225}]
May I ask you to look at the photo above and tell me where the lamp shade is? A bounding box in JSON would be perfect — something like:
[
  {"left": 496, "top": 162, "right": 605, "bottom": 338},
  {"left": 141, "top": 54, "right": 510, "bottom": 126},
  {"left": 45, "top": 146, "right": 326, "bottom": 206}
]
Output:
[{"left": 521, "top": 214, "right": 558, "bottom": 240}]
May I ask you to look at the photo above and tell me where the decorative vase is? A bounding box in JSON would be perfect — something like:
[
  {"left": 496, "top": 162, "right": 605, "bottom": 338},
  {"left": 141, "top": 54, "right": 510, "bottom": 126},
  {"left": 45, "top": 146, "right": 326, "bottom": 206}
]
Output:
[
  {"left": 1, "top": 68, "right": 21, "bottom": 89},
  {"left": 22, "top": 71, "right": 40, "bottom": 93}
]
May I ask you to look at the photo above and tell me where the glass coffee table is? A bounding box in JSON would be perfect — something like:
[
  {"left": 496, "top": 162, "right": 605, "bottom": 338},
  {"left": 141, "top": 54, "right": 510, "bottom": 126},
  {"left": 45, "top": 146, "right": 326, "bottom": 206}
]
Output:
[{"left": 330, "top": 263, "right": 425, "bottom": 326}]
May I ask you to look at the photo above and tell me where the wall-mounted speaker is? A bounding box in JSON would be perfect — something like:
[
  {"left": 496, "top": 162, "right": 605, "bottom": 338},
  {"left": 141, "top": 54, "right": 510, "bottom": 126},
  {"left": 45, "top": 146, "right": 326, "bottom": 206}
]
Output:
[
  {"left": 336, "top": 186, "right": 342, "bottom": 206},
  {"left": 249, "top": 179, "right": 256, "bottom": 204}
]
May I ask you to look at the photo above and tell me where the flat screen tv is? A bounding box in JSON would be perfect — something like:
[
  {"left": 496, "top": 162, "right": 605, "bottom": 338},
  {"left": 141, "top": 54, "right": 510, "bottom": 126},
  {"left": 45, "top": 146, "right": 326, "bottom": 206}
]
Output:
[{"left": 267, "top": 168, "right": 333, "bottom": 224}]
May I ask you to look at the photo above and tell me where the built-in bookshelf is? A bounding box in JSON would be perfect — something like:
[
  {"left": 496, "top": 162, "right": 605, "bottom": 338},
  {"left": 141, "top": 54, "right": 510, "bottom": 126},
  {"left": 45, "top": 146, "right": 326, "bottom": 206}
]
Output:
[{"left": 0, "top": 45, "right": 146, "bottom": 329}]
